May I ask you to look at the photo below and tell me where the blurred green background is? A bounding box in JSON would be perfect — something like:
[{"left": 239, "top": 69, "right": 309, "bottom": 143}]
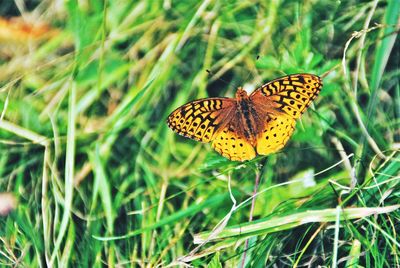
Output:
[{"left": 0, "top": 0, "right": 399, "bottom": 267}]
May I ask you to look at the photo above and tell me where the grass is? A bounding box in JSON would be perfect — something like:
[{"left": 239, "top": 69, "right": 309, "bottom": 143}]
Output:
[{"left": 0, "top": 0, "right": 399, "bottom": 267}]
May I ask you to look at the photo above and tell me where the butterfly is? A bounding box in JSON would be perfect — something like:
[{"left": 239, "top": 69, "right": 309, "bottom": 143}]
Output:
[{"left": 167, "top": 74, "right": 323, "bottom": 161}]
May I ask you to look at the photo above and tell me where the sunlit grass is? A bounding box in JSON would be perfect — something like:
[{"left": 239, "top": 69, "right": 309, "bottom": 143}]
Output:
[{"left": 0, "top": 0, "right": 399, "bottom": 267}]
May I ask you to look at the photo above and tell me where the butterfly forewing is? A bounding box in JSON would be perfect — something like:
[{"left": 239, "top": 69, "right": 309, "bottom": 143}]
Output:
[
  {"left": 251, "top": 74, "right": 322, "bottom": 119},
  {"left": 167, "top": 98, "right": 235, "bottom": 143}
]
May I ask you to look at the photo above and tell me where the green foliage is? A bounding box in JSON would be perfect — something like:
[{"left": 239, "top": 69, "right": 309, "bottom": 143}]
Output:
[{"left": 0, "top": 0, "right": 399, "bottom": 267}]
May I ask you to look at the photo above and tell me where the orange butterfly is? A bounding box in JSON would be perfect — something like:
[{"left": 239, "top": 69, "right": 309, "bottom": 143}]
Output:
[{"left": 167, "top": 74, "right": 323, "bottom": 161}]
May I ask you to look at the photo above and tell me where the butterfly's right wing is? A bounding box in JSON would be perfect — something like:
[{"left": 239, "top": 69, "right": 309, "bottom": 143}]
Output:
[
  {"left": 167, "top": 98, "right": 236, "bottom": 143},
  {"left": 250, "top": 74, "right": 323, "bottom": 156},
  {"left": 255, "top": 114, "right": 296, "bottom": 156},
  {"left": 250, "top": 74, "right": 323, "bottom": 119}
]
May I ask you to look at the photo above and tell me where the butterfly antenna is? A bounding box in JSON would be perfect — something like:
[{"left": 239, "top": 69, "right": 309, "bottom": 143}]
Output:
[
  {"left": 247, "top": 55, "right": 261, "bottom": 81},
  {"left": 206, "top": 69, "right": 230, "bottom": 86},
  {"left": 240, "top": 55, "right": 262, "bottom": 90}
]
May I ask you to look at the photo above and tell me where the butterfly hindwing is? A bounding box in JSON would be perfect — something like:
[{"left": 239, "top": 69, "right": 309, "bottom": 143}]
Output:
[
  {"left": 167, "top": 98, "right": 235, "bottom": 143},
  {"left": 211, "top": 125, "right": 256, "bottom": 161},
  {"left": 256, "top": 114, "right": 296, "bottom": 156}
]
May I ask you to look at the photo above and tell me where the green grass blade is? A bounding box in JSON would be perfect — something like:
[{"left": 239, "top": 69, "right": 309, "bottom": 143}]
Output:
[
  {"left": 93, "top": 193, "right": 228, "bottom": 241},
  {"left": 193, "top": 205, "right": 400, "bottom": 243}
]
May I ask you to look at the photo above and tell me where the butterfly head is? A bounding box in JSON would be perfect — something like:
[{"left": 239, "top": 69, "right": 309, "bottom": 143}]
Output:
[{"left": 235, "top": 87, "right": 249, "bottom": 100}]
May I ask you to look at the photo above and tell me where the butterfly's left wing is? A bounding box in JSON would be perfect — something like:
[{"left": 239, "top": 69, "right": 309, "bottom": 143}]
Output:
[
  {"left": 250, "top": 74, "right": 323, "bottom": 156},
  {"left": 211, "top": 123, "right": 256, "bottom": 162},
  {"left": 167, "top": 97, "right": 236, "bottom": 143}
]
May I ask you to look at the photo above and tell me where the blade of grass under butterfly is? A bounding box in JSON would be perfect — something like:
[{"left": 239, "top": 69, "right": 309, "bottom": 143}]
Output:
[
  {"left": 93, "top": 193, "right": 229, "bottom": 241},
  {"left": 193, "top": 205, "right": 400, "bottom": 243}
]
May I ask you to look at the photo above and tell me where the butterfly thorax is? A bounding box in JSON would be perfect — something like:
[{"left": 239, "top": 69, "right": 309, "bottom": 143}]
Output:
[{"left": 234, "top": 87, "right": 260, "bottom": 145}]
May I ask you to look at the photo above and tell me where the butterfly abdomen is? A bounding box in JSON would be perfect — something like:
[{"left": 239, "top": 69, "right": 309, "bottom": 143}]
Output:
[{"left": 236, "top": 97, "right": 260, "bottom": 145}]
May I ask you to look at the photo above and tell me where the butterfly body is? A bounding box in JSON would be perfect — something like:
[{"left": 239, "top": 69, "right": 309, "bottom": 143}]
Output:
[
  {"left": 167, "top": 74, "right": 322, "bottom": 161},
  {"left": 232, "top": 88, "right": 258, "bottom": 145}
]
